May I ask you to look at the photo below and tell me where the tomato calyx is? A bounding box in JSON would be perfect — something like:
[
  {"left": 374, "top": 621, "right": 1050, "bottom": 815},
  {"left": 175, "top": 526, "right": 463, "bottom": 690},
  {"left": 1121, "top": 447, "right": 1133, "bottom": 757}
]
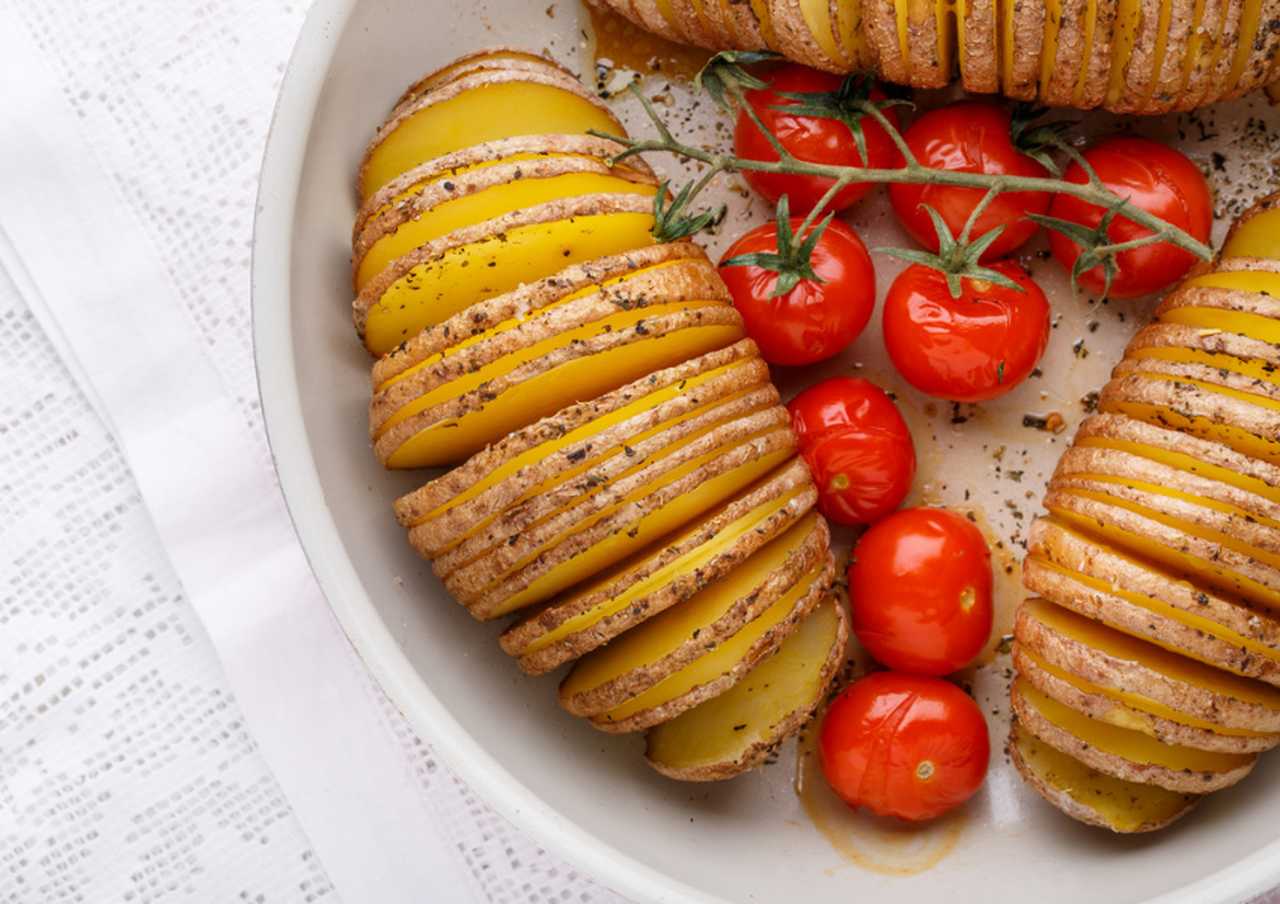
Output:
[
  {"left": 651, "top": 179, "right": 727, "bottom": 243},
  {"left": 1007, "top": 104, "right": 1071, "bottom": 176},
  {"left": 695, "top": 49, "right": 779, "bottom": 110},
  {"left": 721, "top": 194, "right": 835, "bottom": 297},
  {"left": 879, "top": 202, "right": 1027, "bottom": 299},
  {"left": 768, "top": 74, "right": 910, "bottom": 165},
  {"left": 1028, "top": 199, "right": 1130, "bottom": 298}
]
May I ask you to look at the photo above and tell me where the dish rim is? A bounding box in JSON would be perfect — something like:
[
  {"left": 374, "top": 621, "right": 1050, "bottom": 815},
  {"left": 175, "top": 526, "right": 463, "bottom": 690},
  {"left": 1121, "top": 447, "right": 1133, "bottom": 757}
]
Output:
[{"left": 249, "top": 1, "right": 1280, "bottom": 901}]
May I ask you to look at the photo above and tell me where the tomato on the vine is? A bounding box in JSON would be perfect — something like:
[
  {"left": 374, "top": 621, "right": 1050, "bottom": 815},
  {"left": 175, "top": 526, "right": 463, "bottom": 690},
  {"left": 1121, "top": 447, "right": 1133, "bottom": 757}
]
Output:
[
  {"left": 1047, "top": 136, "right": 1212, "bottom": 299},
  {"left": 719, "top": 215, "right": 876, "bottom": 366},
  {"left": 882, "top": 261, "right": 1050, "bottom": 402},
  {"left": 787, "top": 377, "right": 915, "bottom": 525},
  {"left": 820, "top": 672, "right": 990, "bottom": 822},
  {"left": 889, "top": 101, "right": 1052, "bottom": 261},
  {"left": 847, "top": 507, "right": 994, "bottom": 675},
  {"left": 734, "top": 65, "right": 901, "bottom": 214}
]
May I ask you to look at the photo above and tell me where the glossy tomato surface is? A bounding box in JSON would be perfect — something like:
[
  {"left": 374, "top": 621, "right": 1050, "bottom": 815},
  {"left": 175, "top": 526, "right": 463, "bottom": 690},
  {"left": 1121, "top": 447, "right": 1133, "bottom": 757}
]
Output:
[
  {"left": 820, "top": 672, "right": 991, "bottom": 822},
  {"left": 1048, "top": 136, "right": 1212, "bottom": 299},
  {"left": 735, "top": 65, "right": 901, "bottom": 213},
  {"left": 787, "top": 377, "right": 915, "bottom": 525},
  {"left": 889, "top": 102, "right": 1051, "bottom": 261},
  {"left": 719, "top": 218, "right": 876, "bottom": 366},
  {"left": 882, "top": 262, "right": 1051, "bottom": 402},
  {"left": 848, "top": 507, "right": 993, "bottom": 675}
]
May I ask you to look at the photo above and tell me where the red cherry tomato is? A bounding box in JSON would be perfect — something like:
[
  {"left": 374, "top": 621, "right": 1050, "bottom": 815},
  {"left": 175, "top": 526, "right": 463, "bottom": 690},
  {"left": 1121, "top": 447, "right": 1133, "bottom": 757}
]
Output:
[
  {"left": 847, "top": 507, "right": 994, "bottom": 675},
  {"left": 719, "top": 218, "right": 876, "bottom": 366},
  {"left": 734, "top": 65, "right": 901, "bottom": 214},
  {"left": 820, "top": 672, "right": 990, "bottom": 822},
  {"left": 1048, "top": 136, "right": 1212, "bottom": 299},
  {"left": 787, "top": 377, "right": 916, "bottom": 525},
  {"left": 889, "top": 102, "right": 1052, "bottom": 261},
  {"left": 882, "top": 262, "right": 1051, "bottom": 402}
]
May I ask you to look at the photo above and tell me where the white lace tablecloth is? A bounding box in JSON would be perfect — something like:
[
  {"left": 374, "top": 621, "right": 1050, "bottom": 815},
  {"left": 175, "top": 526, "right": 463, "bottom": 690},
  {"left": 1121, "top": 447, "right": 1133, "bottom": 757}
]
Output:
[{"left": 0, "top": 2, "right": 619, "bottom": 902}]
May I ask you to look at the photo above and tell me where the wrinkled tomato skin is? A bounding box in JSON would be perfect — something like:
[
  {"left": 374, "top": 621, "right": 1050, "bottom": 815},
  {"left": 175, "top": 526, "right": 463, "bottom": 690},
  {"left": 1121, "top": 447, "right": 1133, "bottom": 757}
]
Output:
[
  {"left": 820, "top": 672, "right": 990, "bottom": 822},
  {"left": 719, "top": 218, "right": 876, "bottom": 366},
  {"left": 882, "top": 262, "right": 1051, "bottom": 402},
  {"left": 734, "top": 65, "right": 901, "bottom": 214},
  {"left": 1048, "top": 137, "right": 1212, "bottom": 299},
  {"left": 787, "top": 377, "right": 916, "bottom": 525},
  {"left": 889, "top": 102, "right": 1051, "bottom": 261},
  {"left": 848, "top": 507, "right": 994, "bottom": 675}
]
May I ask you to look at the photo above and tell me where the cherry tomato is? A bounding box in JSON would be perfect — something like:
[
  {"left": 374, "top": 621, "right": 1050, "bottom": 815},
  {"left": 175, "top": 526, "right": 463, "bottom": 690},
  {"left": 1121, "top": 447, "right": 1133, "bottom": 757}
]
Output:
[
  {"left": 719, "top": 218, "right": 876, "bottom": 366},
  {"left": 889, "top": 102, "right": 1052, "bottom": 261},
  {"left": 734, "top": 65, "right": 901, "bottom": 214},
  {"left": 787, "top": 377, "right": 916, "bottom": 525},
  {"left": 1047, "top": 136, "right": 1212, "bottom": 299},
  {"left": 882, "top": 262, "right": 1051, "bottom": 402},
  {"left": 847, "top": 507, "right": 994, "bottom": 675},
  {"left": 820, "top": 672, "right": 990, "bottom": 822}
]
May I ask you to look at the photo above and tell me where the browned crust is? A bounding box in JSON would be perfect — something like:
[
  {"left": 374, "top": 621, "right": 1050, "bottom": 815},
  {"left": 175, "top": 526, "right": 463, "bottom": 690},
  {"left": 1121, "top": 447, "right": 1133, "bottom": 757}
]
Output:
[
  {"left": 960, "top": 0, "right": 1000, "bottom": 92},
  {"left": 1041, "top": 0, "right": 1091, "bottom": 104},
  {"left": 353, "top": 135, "right": 652, "bottom": 245},
  {"left": 1176, "top": 0, "right": 1229, "bottom": 109},
  {"left": 1128, "top": 322, "right": 1280, "bottom": 369},
  {"left": 1008, "top": 722, "right": 1199, "bottom": 832},
  {"left": 767, "top": 0, "right": 846, "bottom": 70},
  {"left": 424, "top": 391, "right": 783, "bottom": 571},
  {"left": 462, "top": 428, "right": 799, "bottom": 619},
  {"left": 1078, "top": 0, "right": 1120, "bottom": 107},
  {"left": 1053, "top": 442, "right": 1280, "bottom": 525},
  {"left": 353, "top": 192, "right": 657, "bottom": 349},
  {"left": 406, "top": 371, "right": 774, "bottom": 558},
  {"left": 1015, "top": 603, "right": 1280, "bottom": 734},
  {"left": 1006, "top": 0, "right": 1047, "bottom": 99},
  {"left": 1153, "top": 276, "right": 1280, "bottom": 321},
  {"left": 862, "top": 0, "right": 911, "bottom": 83},
  {"left": 590, "top": 553, "right": 837, "bottom": 733},
  {"left": 1098, "top": 371, "right": 1280, "bottom": 448},
  {"left": 1111, "top": 356, "right": 1280, "bottom": 405},
  {"left": 560, "top": 515, "right": 830, "bottom": 716},
  {"left": 1109, "top": 0, "right": 1171, "bottom": 112},
  {"left": 1025, "top": 519, "right": 1280, "bottom": 685},
  {"left": 1198, "top": 0, "right": 1246, "bottom": 104},
  {"left": 720, "top": 0, "right": 773, "bottom": 48},
  {"left": 369, "top": 256, "right": 730, "bottom": 432},
  {"left": 622, "top": 0, "right": 689, "bottom": 42},
  {"left": 372, "top": 303, "right": 741, "bottom": 467},
  {"left": 501, "top": 458, "right": 814, "bottom": 669},
  {"left": 392, "top": 338, "right": 759, "bottom": 526},
  {"left": 1011, "top": 680, "right": 1257, "bottom": 792},
  {"left": 645, "top": 592, "right": 850, "bottom": 781},
  {"left": 392, "top": 49, "right": 576, "bottom": 117},
  {"left": 692, "top": 0, "right": 739, "bottom": 47},
  {"left": 1141, "top": 0, "right": 1195, "bottom": 112},
  {"left": 352, "top": 154, "right": 658, "bottom": 284},
  {"left": 358, "top": 68, "right": 621, "bottom": 199}
]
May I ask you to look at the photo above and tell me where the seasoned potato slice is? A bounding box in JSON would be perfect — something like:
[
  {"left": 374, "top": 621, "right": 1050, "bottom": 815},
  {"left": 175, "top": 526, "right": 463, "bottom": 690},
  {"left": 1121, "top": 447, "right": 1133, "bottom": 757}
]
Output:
[
  {"left": 1223, "top": 201, "right": 1280, "bottom": 260},
  {"left": 645, "top": 592, "right": 849, "bottom": 780},
  {"left": 768, "top": 0, "right": 847, "bottom": 69},
  {"left": 391, "top": 48, "right": 575, "bottom": 115},
  {"left": 958, "top": 0, "right": 1000, "bottom": 92},
  {"left": 1009, "top": 723, "right": 1199, "bottom": 832}
]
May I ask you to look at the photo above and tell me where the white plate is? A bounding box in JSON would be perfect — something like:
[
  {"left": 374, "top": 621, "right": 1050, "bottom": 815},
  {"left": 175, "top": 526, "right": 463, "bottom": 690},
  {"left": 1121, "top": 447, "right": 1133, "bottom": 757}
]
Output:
[{"left": 252, "top": 1, "right": 1280, "bottom": 901}]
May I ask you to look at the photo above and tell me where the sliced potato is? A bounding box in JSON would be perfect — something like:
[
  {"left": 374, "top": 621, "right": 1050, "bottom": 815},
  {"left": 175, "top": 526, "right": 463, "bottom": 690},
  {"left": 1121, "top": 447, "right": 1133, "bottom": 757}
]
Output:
[
  {"left": 1176, "top": 0, "right": 1229, "bottom": 108},
  {"left": 623, "top": 0, "right": 690, "bottom": 43},
  {"left": 501, "top": 459, "right": 816, "bottom": 673},
  {"left": 1139, "top": 0, "right": 1194, "bottom": 112},
  {"left": 354, "top": 193, "right": 659, "bottom": 356},
  {"left": 1111, "top": 355, "right": 1280, "bottom": 404},
  {"left": 1009, "top": 722, "right": 1199, "bottom": 832},
  {"left": 1125, "top": 323, "right": 1280, "bottom": 388},
  {"left": 1223, "top": 197, "right": 1280, "bottom": 260},
  {"left": 645, "top": 592, "right": 849, "bottom": 781},
  {"left": 768, "top": 0, "right": 847, "bottom": 70},
  {"left": 1003, "top": 0, "right": 1046, "bottom": 99},
  {"left": 358, "top": 68, "right": 623, "bottom": 199},
  {"left": 391, "top": 48, "right": 575, "bottom": 116},
  {"left": 1011, "top": 678, "right": 1256, "bottom": 792},
  {"left": 1038, "top": 0, "right": 1092, "bottom": 104},
  {"left": 958, "top": 0, "right": 1000, "bottom": 92},
  {"left": 1076, "top": 0, "right": 1120, "bottom": 107},
  {"left": 590, "top": 552, "right": 836, "bottom": 733},
  {"left": 561, "top": 512, "right": 828, "bottom": 715},
  {"left": 862, "top": 0, "right": 912, "bottom": 83}
]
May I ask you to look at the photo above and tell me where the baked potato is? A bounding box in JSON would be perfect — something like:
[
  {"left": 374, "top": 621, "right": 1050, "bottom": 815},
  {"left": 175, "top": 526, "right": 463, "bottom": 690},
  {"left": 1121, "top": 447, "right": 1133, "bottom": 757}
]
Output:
[{"left": 588, "top": 0, "right": 1280, "bottom": 112}]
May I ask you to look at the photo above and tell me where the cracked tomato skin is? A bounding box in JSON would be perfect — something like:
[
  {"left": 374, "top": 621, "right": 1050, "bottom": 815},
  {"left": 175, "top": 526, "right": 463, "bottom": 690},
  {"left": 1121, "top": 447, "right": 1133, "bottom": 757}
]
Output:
[
  {"left": 734, "top": 65, "right": 901, "bottom": 214},
  {"left": 882, "top": 261, "right": 1050, "bottom": 402},
  {"left": 848, "top": 507, "right": 994, "bottom": 675},
  {"left": 820, "top": 672, "right": 990, "bottom": 822},
  {"left": 889, "top": 101, "right": 1051, "bottom": 261},
  {"left": 787, "top": 377, "right": 915, "bottom": 525},
  {"left": 1047, "top": 137, "right": 1212, "bottom": 299},
  {"left": 719, "top": 218, "right": 876, "bottom": 366}
]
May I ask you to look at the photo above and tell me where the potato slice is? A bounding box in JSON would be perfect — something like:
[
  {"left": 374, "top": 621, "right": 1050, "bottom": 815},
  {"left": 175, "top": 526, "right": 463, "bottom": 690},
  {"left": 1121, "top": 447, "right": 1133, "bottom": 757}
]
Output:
[
  {"left": 958, "top": 0, "right": 999, "bottom": 91},
  {"left": 1175, "top": 0, "right": 1229, "bottom": 108},
  {"left": 1025, "top": 518, "right": 1280, "bottom": 683},
  {"left": 1142, "top": 0, "right": 1196, "bottom": 112},
  {"left": 718, "top": 0, "right": 773, "bottom": 48},
  {"left": 353, "top": 134, "right": 651, "bottom": 247},
  {"left": 862, "top": 0, "right": 911, "bottom": 83},
  {"left": 1009, "top": 723, "right": 1199, "bottom": 832},
  {"left": 1038, "top": 0, "right": 1091, "bottom": 104},
  {"left": 1015, "top": 598, "right": 1280, "bottom": 744},
  {"left": 459, "top": 428, "right": 798, "bottom": 619},
  {"left": 834, "top": 0, "right": 877, "bottom": 69},
  {"left": 645, "top": 593, "right": 849, "bottom": 781},
  {"left": 590, "top": 552, "right": 836, "bottom": 733},
  {"left": 1125, "top": 323, "right": 1280, "bottom": 387},
  {"left": 1223, "top": 199, "right": 1280, "bottom": 260},
  {"left": 354, "top": 194, "right": 658, "bottom": 356},
  {"left": 1197, "top": 0, "right": 1246, "bottom": 102},
  {"left": 372, "top": 300, "right": 743, "bottom": 468},
  {"left": 1011, "top": 678, "right": 1256, "bottom": 792},
  {"left": 1112, "top": 356, "right": 1280, "bottom": 404},
  {"left": 623, "top": 0, "right": 690, "bottom": 43},
  {"left": 561, "top": 513, "right": 829, "bottom": 716},
  {"left": 1044, "top": 488, "right": 1280, "bottom": 610},
  {"left": 427, "top": 397, "right": 788, "bottom": 576},
  {"left": 1222, "top": 0, "right": 1272, "bottom": 95},
  {"left": 501, "top": 459, "right": 816, "bottom": 673},
  {"left": 1002, "top": 0, "right": 1045, "bottom": 99},
  {"left": 1075, "top": 0, "right": 1119, "bottom": 107},
  {"left": 358, "top": 69, "right": 623, "bottom": 199},
  {"left": 768, "top": 0, "right": 847, "bottom": 70},
  {"left": 353, "top": 156, "right": 658, "bottom": 291},
  {"left": 1103, "top": 0, "right": 1164, "bottom": 110},
  {"left": 391, "top": 48, "right": 575, "bottom": 116}
]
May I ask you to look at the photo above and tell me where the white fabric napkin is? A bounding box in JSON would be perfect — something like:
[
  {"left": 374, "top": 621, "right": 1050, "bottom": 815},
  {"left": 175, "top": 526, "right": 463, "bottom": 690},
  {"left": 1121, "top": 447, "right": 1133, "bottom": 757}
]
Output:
[{"left": 0, "top": 3, "right": 618, "bottom": 903}]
